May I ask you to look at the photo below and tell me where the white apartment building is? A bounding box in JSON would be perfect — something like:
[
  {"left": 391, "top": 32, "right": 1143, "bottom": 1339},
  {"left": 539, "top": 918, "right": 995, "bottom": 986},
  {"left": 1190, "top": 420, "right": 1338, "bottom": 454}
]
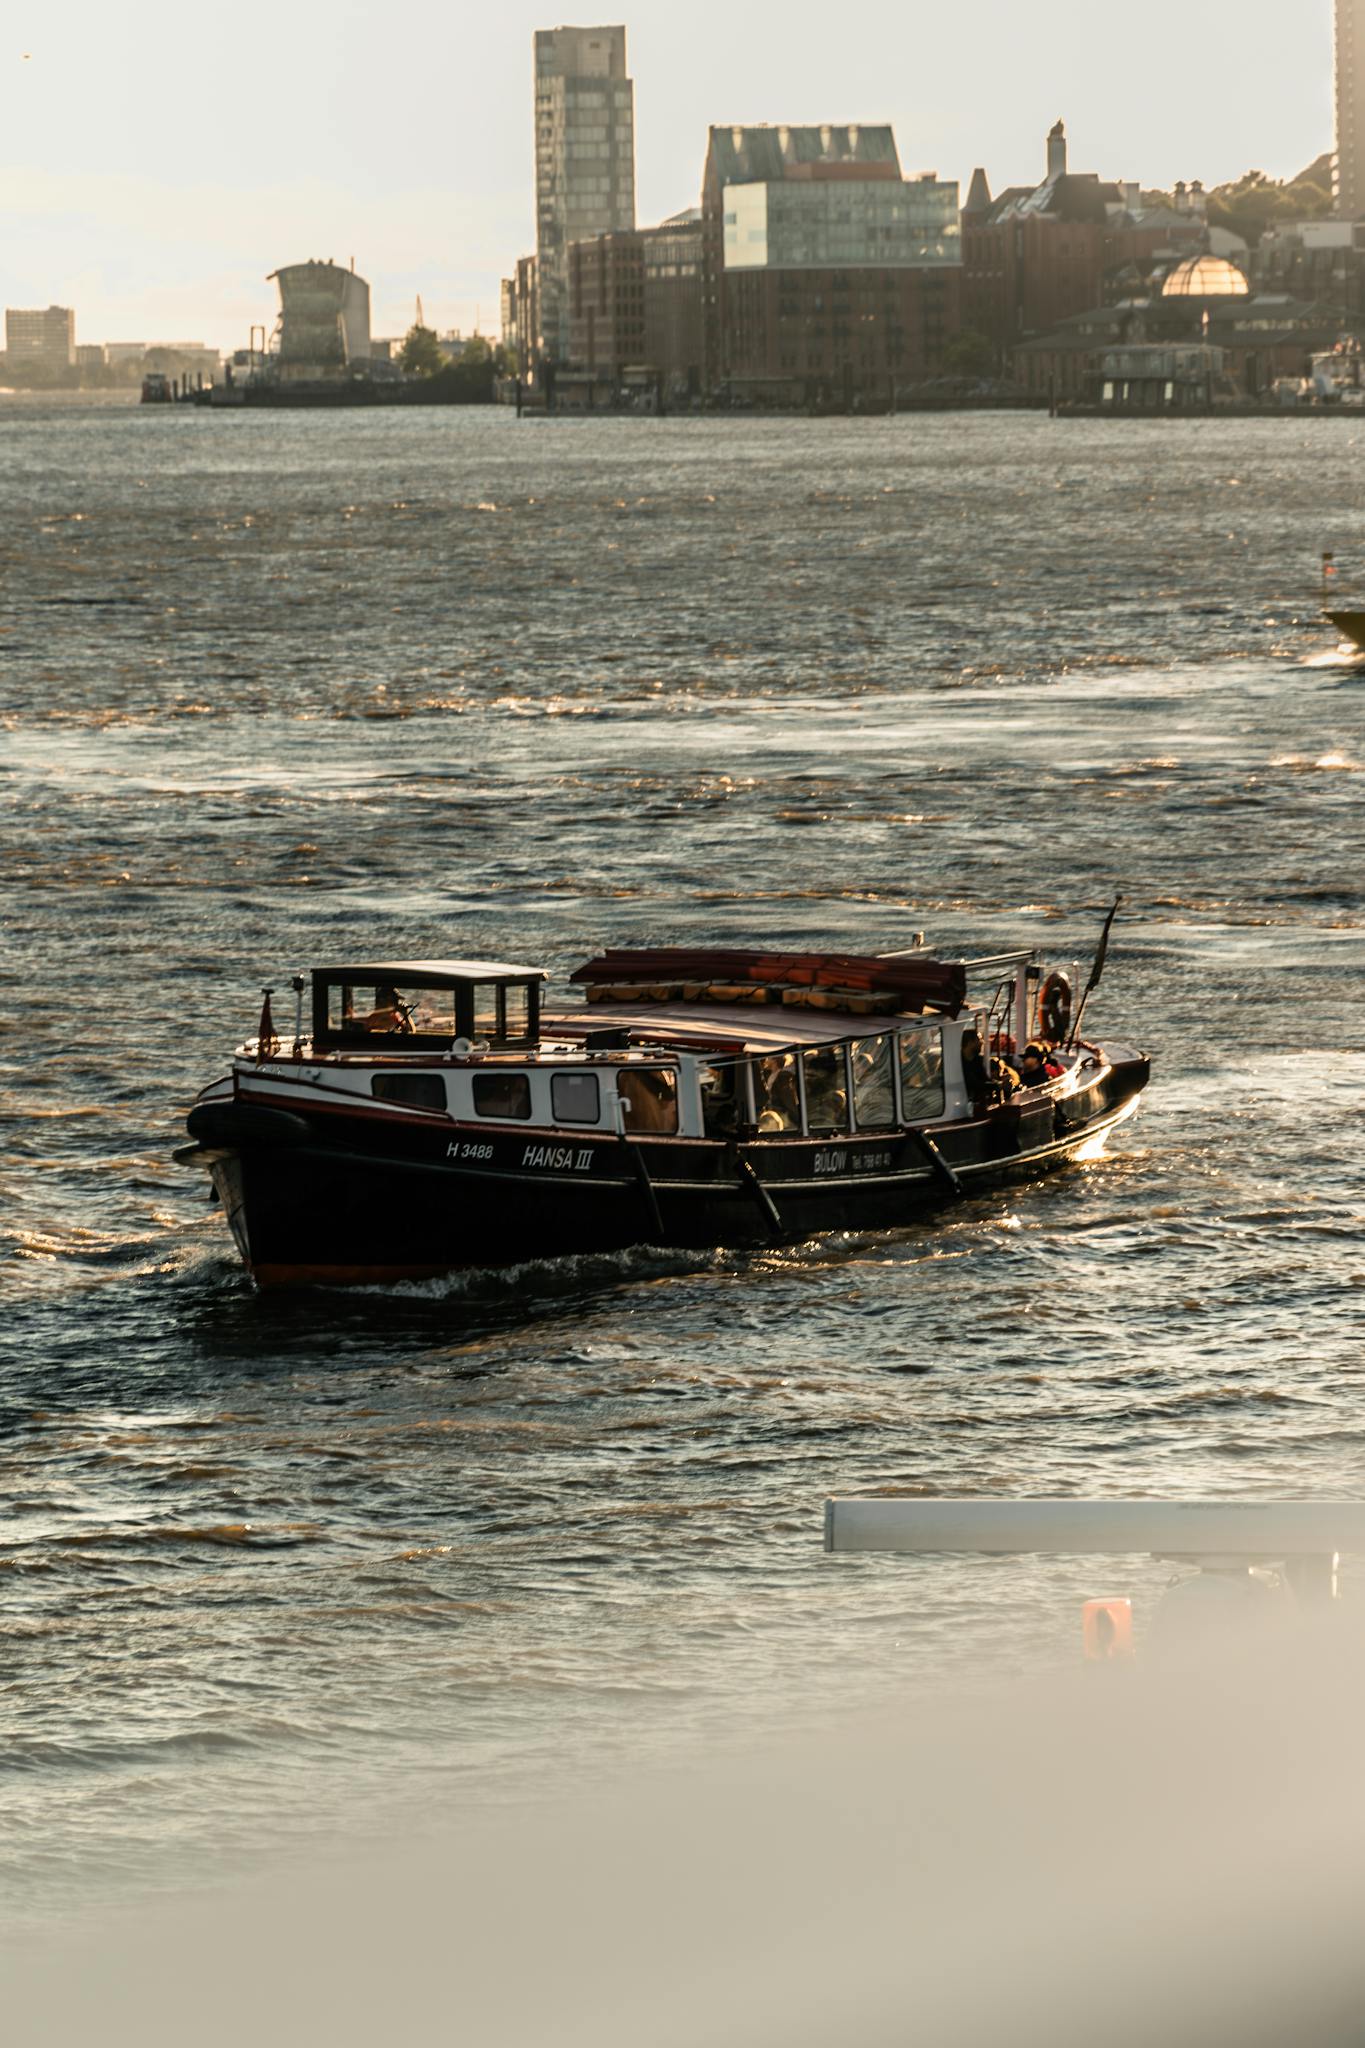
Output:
[{"left": 5, "top": 305, "right": 75, "bottom": 365}]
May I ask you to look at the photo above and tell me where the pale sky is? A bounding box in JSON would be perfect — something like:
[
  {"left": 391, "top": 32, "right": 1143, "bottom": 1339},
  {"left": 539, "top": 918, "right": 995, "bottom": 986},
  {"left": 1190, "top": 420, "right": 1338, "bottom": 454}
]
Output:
[{"left": 4, "top": 1, "right": 1334, "bottom": 349}]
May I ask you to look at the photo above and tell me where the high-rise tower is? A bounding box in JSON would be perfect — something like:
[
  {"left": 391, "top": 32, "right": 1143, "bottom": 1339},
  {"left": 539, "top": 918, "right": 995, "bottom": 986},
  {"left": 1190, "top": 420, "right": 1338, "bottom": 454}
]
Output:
[
  {"left": 534, "top": 25, "right": 636, "bottom": 365},
  {"left": 1337, "top": 0, "right": 1365, "bottom": 216}
]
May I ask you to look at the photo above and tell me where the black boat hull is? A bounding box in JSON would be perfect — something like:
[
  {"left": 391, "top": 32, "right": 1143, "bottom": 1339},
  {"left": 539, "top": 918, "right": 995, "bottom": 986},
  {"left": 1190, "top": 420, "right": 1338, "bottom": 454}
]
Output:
[{"left": 191, "top": 1056, "right": 1149, "bottom": 1287}]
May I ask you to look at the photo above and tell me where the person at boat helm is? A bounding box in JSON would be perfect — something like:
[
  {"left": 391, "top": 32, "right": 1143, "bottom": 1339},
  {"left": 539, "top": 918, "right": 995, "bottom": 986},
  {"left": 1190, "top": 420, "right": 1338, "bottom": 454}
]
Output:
[
  {"left": 960, "top": 1028, "right": 990, "bottom": 1110},
  {"left": 359, "top": 985, "right": 414, "bottom": 1035},
  {"left": 961, "top": 1028, "right": 1017, "bottom": 1111}
]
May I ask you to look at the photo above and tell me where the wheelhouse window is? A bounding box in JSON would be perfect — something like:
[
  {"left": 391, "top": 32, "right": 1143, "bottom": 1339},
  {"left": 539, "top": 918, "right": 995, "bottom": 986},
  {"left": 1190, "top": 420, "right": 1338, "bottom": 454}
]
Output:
[
  {"left": 472, "top": 985, "right": 501, "bottom": 1042},
  {"left": 311, "top": 969, "right": 542, "bottom": 1052},
  {"left": 802, "top": 1046, "right": 849, "bottom": 1134},
  {"left": 472, "top": 1071, "right": 532, "bottom": 1121},
  {"left": 371, "top": 1073, "right": 447, "bottom": 1110},
  {"left": 328, "top": 984, "right": 458, "bottom": 1042},
  {"left": 754, "top": 1052, "right": 800, "bottom": 1134},
  {"left": 617, "top": 1068, "right": 679, "bottom": 1134},
  {"left": 501, "top": 984, "right": 530, "bottom": 1042},
  {"left": 851, "top": 1036, "right": 896, "bottom": 1129},
  {"left": 898, "top": 1028, "right": 945, "bottom": 1122},
  {"left": 551, "top": 1071, "right": 601, "bottom": 1125}
]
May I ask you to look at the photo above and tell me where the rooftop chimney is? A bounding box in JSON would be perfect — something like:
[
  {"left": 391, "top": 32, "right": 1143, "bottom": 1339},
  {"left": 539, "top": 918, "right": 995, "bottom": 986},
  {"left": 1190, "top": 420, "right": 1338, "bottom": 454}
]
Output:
[
  {"left": 964, "top": 166, "right": 993, "bottom": 219},
  {"left": 1047, "top": 120, "right": 1067, "bottom": 180}
]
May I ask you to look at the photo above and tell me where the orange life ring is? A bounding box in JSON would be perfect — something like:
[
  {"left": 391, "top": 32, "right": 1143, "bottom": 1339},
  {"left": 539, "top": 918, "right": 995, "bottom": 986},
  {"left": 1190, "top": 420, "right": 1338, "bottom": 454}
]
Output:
[{"left": 1038, "top": 971, "right": 1072, "bottom": 1045}]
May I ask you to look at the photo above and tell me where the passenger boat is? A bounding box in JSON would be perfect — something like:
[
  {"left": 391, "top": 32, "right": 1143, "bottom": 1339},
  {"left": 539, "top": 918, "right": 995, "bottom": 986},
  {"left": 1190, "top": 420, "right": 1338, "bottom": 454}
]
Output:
[{"left": 177, "top": 943, "right": 1150, "bottom": 1288}]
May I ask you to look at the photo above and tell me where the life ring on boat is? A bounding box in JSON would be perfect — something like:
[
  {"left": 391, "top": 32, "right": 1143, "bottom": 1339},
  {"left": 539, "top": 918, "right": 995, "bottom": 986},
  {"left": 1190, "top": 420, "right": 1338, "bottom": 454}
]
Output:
[{"left": 1038, "top": 971, "right": 1072, "bottom": 1045}]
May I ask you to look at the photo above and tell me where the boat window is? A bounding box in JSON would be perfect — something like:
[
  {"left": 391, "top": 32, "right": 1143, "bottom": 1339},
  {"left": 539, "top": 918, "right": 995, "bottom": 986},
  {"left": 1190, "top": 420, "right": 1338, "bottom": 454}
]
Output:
[
  {"left": 753, "top": 1052, "right": 800, "bottom": 1134},
  {"left": 551, "top": 1071, "right": 601, "bottom": 1124},
  {"left": 617, "top": 1068, "right": 679, "bottom": 1134},
  {"left": 699, "top": 1063, "right": 740, "bottom": 1138},
  {"left": 802, "top": 1046, "right": 849, "bottom": 1134},
  {"left": 898, "top": 1029, "right": 945, "bottom": 1122},
  {"left": 472, "top": 985, "right": 500, "bottom": 1042},
  {"left": 472, "top": 1071, "right": 532, "bottom": 1121},
  {"left": 371, "top": 1073, "right": 446, "bottom": 1110},
  {"left": 851, "top": 1036, "right": 896, "bottom": 1129},
  {"left": 408, "top": 988, "right": 460, "bottom": 1036},
  {"left": 330, "top": 985, "right": 457, "bottom": 1040},
  {"left": 501, "top": 984, "right": 530, "bottom": 1041}
]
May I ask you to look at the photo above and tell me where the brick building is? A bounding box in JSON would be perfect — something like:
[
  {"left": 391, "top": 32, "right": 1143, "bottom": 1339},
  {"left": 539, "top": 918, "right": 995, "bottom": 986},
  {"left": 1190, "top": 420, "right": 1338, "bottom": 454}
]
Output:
[
  {"left": 568, "top": 230, "right": 644, "bottom": 379},
  {"left": 1253, "top": 218, "right": 1365, "bottom": 327},
  {"left": 700, "top": 123, "right": 960, "bottom": 402},
  {"left": 961, "top": 124, "right": 1116, "bottom": 362},
  {"left": 567, "top": 212, "right": 704, "bottom": 395},
  {"left": 642, "top": 213, "right": 703, "bottom": 395}
]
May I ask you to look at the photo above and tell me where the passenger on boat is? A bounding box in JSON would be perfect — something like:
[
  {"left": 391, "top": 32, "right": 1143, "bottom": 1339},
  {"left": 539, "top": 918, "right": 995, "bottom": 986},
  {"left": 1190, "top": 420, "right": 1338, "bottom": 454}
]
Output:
[
  {"left": 700, "top": 1064, "right": 740, "bottom": 1137},
  {"left": 755, "top": 1054, "right": 800, "bottom": 1134},
  {"left": 802, "top": 1047, "right": 847, "bottom": 1132},
  {"left": 359, "top": 986, "right": 414, "bottom": 1035},
  {"left": 1018, "top": 1041, "right": 1063, "bottom": 1086}
]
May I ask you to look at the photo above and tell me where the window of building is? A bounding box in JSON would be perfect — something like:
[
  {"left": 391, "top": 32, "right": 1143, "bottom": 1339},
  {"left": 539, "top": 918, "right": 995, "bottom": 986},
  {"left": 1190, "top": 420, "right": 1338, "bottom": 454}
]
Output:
[
  {"left": 552, "top": 1071, "right": 601, "bottom": 1124},
  {"left": 472, "top": 1071, "right": 533, "bottom": 1120}
]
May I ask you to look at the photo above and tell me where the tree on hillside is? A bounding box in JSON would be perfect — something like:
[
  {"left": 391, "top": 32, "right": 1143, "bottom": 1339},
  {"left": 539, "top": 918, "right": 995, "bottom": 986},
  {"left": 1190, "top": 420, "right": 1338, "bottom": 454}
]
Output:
[
  {"left": 1205, "top": 169, "right": 1333, "bottom": 247},
  {"left": 400, "top": 323, "right": 445, "bottom": 375}
]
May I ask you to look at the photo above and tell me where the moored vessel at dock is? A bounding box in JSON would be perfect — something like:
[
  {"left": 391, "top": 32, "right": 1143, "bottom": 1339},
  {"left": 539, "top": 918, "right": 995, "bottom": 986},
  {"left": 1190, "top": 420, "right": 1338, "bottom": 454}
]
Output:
[{"left": 178, "top": 939, "right": 1150, "bottom": 1288}]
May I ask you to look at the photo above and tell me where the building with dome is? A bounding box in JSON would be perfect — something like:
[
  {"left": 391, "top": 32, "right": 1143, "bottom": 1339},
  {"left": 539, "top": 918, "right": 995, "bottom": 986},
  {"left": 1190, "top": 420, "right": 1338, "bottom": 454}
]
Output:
[
  {"left": 1159, "top": 255, "right": 1250, "bottom": 298},
  {"left": 960, "top": 122, "right": 1251, "bottom": 367},
  {"left": 1014, "top": 239, "right": 1348, "bottom": 405}
]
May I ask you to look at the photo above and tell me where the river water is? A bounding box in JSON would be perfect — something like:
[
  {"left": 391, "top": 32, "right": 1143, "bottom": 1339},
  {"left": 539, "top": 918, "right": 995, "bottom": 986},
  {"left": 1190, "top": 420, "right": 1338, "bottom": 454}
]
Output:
[{"left": 2, "top": 402, "right": 1363, "bottom": 1917}]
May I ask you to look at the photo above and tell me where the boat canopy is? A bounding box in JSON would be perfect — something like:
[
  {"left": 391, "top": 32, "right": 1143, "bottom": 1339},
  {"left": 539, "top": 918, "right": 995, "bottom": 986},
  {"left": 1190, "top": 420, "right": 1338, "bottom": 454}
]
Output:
[
  {"left": 569, "top": 948, "right": 966, "bottom": 1018},
  {"left": 540, "top": 999, "right": 949, "bottom": 1055}
]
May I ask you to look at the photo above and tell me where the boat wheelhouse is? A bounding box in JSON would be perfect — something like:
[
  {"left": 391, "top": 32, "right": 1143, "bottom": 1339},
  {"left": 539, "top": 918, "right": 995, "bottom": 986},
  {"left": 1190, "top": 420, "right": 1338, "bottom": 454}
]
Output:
[{"left": 179, "top": 944, "right": 1149, "bottom": 1287}]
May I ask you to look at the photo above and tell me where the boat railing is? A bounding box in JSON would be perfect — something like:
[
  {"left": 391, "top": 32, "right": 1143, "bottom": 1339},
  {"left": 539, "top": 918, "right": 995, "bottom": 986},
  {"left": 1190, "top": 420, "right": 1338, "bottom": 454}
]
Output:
[{"left": 957, "top": 950, "right": 1039, "bottom": 975}]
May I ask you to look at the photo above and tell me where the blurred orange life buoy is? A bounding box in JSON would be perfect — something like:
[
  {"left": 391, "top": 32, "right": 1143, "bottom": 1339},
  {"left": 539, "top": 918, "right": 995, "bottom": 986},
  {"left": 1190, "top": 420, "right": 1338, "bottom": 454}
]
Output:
[{"left": 1039, "top": 971, "right": 1072, "bottom": 1045}]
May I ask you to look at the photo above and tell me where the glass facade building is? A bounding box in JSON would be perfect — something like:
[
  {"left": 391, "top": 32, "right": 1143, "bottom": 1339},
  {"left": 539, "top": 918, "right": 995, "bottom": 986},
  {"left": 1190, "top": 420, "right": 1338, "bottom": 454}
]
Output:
[
  {"left": 534, "top": 25, "right": 636, "bottom": 364},
  {"left": 723, "top": 178, "right": 960, "bottom": 273}
]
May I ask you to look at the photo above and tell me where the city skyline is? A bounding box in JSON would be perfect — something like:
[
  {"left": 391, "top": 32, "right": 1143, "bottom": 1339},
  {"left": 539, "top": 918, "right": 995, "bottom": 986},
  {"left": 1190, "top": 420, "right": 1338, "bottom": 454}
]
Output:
[{"left": 3, "top": 0, "right": 1335, "bottom": 350}]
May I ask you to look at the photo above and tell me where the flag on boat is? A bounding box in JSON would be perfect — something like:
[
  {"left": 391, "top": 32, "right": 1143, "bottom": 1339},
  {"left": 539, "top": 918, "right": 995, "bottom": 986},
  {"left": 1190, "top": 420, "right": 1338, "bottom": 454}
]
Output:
[{"left": 1084, "top": 899, "right": 1121, "bottom": 996}]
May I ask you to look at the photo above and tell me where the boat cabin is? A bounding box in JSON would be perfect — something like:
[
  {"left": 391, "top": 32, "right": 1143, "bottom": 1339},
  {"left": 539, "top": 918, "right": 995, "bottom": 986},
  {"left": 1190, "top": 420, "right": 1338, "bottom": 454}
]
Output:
[
  {"left": 258, "top": 947, "right": 1074, "bottom": 1142},
  {"left": 310, "top": 962, "right": 546, "bottom": 1053}
]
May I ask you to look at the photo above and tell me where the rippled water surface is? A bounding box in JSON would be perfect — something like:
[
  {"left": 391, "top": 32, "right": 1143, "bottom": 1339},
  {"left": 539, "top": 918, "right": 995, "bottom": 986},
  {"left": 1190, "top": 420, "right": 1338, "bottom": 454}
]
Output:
[{"left": 2, "top": 403, "right": 1363, "bottom": 1914}]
